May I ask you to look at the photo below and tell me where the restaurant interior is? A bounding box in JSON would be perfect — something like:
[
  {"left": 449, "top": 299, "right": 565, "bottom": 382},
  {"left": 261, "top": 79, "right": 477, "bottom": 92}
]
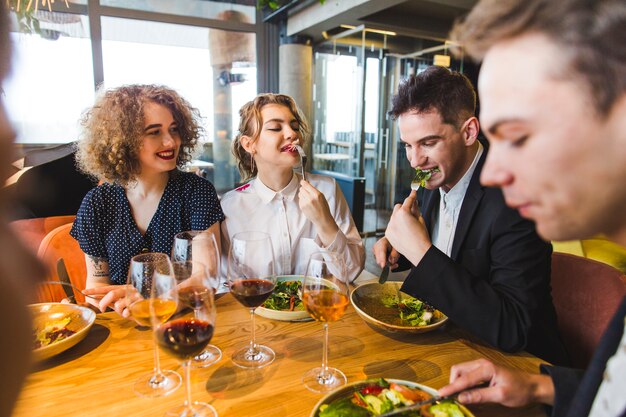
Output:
[{"left": 4, "top": 1, "right": 626, "bottom": 416}]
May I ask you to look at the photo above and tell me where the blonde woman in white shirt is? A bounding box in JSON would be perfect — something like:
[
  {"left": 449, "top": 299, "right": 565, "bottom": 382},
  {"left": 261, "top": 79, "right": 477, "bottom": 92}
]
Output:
[{"left": 221, "top": 93, "right": 364, "bottom": 282}]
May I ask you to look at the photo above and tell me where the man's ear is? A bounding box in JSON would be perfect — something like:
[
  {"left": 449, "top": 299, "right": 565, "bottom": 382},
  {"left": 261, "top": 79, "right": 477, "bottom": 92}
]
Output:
[
  {"left": 464, "top": 116, "right": 480, "bottom": 145},
  {"left": 240, "top": 135, "right": 255, "bottom": 154}
]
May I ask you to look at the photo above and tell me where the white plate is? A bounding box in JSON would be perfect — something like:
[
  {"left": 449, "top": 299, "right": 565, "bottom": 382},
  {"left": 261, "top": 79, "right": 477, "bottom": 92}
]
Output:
[{"left": 256, "top": 275, "right": 312, "bottom": 322}]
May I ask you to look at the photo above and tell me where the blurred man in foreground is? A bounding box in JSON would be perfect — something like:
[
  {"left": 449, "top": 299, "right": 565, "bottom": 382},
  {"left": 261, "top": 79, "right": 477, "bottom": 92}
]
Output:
[
  {"left": 439, "top": 0, "right": 626, "bottom": 416},
  {"left": 0, "top": 3, "right": 47, "bottom": 416}
]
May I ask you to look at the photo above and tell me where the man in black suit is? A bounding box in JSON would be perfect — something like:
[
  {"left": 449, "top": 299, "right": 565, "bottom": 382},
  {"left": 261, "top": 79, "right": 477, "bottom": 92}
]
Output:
[
  {"left": 437, "top": 0, "right": 626, "bottom": 416},
  {"left": 373, "top": 66, "right": 568, "bottom": 365}
]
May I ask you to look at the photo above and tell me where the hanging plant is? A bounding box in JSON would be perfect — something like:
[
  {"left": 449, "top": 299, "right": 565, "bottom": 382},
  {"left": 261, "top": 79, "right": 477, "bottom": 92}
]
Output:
[{"left": 8, "top": 0, "right": 68, "bottom": 35}]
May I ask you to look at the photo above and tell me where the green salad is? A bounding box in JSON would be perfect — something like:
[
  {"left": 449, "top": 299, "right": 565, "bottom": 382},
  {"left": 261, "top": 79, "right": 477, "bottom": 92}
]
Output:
[
  {"left": 412, "top": 168, "right": 440, "bottom": 187},
  {"left": 317, "top": 378, "right": 466, "bottom": 417},
  {"left": 261, "top": 280, "right": 304, "bottom": 311},
  {"left": 381, "top": 295, "right": 440, "bottom": 326}
]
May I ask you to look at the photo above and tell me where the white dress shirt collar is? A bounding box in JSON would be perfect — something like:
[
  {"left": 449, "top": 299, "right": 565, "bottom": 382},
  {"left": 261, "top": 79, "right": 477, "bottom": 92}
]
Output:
[
  {"left": 438, "top": 142, "right": 483, "bottom": 206},
  {"left": 253, "top": 172, "right": 300, "bottom": 204}
]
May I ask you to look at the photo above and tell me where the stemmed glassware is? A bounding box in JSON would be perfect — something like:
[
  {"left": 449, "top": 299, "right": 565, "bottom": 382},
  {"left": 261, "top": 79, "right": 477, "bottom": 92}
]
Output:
[
  {"left": 227, "top": 231, "right": 276, "bottom": 369},
  {"left": 171, "top": 231, "right": 222, "bottom": 367},
  {"left": 301, "top": 251, "right": 349, "bottom": 393},
  {"left": 154, "top": 260, "right": 218, "bottom": 417},
  {"left": 126, "top": 252, "right": 181, "bottom": 397}
]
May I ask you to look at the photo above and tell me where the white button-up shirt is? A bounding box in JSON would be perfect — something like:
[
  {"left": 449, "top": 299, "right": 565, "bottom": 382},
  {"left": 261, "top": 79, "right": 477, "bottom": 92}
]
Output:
[
  {"left": 220, "top": 172, "right": 365, "bottom": 282},
  {"left": 431, "top": 143, "right": 483, "bottom": 256}
]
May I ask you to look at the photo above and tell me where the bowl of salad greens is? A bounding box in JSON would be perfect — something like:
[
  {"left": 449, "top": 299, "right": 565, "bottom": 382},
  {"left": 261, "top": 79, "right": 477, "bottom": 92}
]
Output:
[
  {"left": 350, "top": 282, "right": 447, "bottom": 334},
  {"left": 310, "top": 378, "right": 473, "bottom": 417},
  {"left": 256, "top": 275, "right": 312, "bottom": 322}
]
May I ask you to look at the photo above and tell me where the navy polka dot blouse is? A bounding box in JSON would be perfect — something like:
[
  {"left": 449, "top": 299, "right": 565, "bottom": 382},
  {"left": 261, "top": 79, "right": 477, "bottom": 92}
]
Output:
[{"left": 70, "top": 171, "right": 225, "bottom": 285}]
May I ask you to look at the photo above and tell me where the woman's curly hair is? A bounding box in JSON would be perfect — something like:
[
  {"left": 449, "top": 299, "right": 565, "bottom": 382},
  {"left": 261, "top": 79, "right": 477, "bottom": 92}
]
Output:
[
  {"left": 76, "top": 84, "right": 203, "bottom": 186},
  {"left": 232, "top": 93, "right": 309, "bottom": 181}
]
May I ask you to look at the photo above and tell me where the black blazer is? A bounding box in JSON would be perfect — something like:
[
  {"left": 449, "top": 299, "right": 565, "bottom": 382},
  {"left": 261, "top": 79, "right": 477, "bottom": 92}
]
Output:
[
  {"left": 399, "top": 148, "right": 569, "bottom": 365},
  {"left": 542, "top": 296, "right": 626, "bottom": 417}
]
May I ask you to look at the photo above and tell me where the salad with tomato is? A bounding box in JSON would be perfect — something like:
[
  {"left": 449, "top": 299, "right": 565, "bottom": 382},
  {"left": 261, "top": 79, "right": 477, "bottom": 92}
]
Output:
[{"left": 317, "top": 379, "right": 467, "bottom": 417}]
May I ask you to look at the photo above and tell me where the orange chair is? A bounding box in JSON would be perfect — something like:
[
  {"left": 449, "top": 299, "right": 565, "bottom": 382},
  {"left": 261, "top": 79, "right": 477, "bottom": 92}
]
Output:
[
  {"left": 9, "top": 215, "right": 76, "bottom": 253},
  {"left": 35, "top": 223, "right": 87, "bottom": 304},
  {"left": 551, "top": 252, "right": 626, "bottom": 368}
]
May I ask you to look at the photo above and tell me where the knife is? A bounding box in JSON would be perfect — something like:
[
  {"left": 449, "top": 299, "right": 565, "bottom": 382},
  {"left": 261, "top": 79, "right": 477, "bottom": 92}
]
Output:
[
  {"left": 378, "top": 263, "right": 390, "bottom": 284},
  {"left": 56, "top": 258, "right": 76, "bottom": 304},
  {"left": 378, "top": 394, "right": 456, "bottom": 417}
]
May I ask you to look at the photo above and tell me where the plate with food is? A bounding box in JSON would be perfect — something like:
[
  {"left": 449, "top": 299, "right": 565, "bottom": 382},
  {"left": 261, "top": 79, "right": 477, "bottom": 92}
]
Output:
[
  {"left": 311, "top": 378, "right": 473, "bottom": 417},
  {"left": 350, "top": 282, "right": 447, "bottom": 334},
  {"left": 30, "top": 302, "right": 96, "bottom": 361},
  {"left": 256, "top": 275, "right": 312, "bottom": 321}
]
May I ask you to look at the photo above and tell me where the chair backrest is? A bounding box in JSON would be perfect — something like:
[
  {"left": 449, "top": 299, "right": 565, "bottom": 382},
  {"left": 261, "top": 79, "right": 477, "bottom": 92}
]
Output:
[
  {"left": 9, "top": 215, "right": 76, "bottom": 253},
  {"left": 35, "top": 223, "right": 87, "bottom": 303},
  {"left": 551, "top": 252, "right": 626, "bottom": 368}
]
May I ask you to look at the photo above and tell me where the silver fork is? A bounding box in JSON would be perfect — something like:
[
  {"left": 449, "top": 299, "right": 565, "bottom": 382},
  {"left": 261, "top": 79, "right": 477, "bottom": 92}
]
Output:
[{"left": 294, "top": 144, "right": 307, "bottom": 180}]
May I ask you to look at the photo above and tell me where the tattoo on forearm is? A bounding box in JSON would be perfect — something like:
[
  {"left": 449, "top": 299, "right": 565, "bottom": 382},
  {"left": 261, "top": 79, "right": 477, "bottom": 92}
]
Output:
[{"left": 88, "top": 256, "right": 109, "bottom": 277}]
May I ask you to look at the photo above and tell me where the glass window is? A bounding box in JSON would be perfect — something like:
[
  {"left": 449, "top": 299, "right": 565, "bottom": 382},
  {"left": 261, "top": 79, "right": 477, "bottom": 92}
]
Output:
[
  {"left": 4, "top": 12, "right": 94, "bottom": 144},
  {"left": 100, "top": 0, "right": 256, "bottom": 24},
  {"left": 101, "top": 16, "right": 257, "bottom": 192}
]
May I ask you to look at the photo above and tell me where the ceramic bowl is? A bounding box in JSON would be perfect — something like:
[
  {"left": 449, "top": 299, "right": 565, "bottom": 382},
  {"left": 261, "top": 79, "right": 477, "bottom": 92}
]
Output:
[
  {"left": 30, "top": 302, "right": 96, "bottom": 361},
  {"left": 350, "top": 281, "right": 447, "bottom": 334}
]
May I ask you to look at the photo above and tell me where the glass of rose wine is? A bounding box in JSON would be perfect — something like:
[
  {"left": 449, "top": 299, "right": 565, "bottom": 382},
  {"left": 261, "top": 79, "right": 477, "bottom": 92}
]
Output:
[
  {"left": 154, "top": 260, "right": 218, "bottom": 417},
  {"left": 301, "top": 251, "right": 349, "bottom": 393},
  {"left": 171, "top": 231, "right": 222, "bottom": 367},
  {"left": 227, "top": 231, "right": 276, "bottom": 369},
  {"left": 126, "top": 252, "right": 181, "bottom": 397}
]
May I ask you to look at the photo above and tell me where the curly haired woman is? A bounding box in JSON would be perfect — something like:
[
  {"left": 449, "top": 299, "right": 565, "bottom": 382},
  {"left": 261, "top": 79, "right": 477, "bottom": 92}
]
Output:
[
  {"left": 221, "top": 93, "right": 364, "bottom": 282},
  {"left": 71, "top": 85, "right": 224, "bottom": 314}
]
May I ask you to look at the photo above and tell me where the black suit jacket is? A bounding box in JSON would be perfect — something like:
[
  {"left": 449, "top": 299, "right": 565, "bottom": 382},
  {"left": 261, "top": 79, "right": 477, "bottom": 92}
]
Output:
[
  {"left": 542, "top": 296, "right": 626, "bottom": 417},
  {"left": 399, "top": 148, "right": 569, "bottom": 365}
]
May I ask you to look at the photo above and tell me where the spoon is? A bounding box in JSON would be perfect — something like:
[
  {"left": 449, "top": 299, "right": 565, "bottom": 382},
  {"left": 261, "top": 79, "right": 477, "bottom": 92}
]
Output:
[{"left": 294, "top": 144, "right": 307, "bottom": 180}]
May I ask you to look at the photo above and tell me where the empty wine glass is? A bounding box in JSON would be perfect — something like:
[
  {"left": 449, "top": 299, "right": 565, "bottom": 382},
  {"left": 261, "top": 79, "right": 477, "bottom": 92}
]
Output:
[
  {"left": 126, "top": 252, "right": 181, "bottom": 397},
  {"left": 154, "top": 260, "right": 218, "bottom": 417},
  {"left": 301, "top": 251, "right": 349, "bottom": 393},
  {"left": 171, "top": 230, "right": 222, "bottom": 367},
  {"left": 227, "top": 231, "right": 276, "bottom": 369}
]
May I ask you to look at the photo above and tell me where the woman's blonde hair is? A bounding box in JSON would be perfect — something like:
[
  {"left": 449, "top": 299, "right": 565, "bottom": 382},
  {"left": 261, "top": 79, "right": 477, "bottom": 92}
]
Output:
[
  {"left": 232, "top": 93, "right": 309, "bottom": 181},
  {"left": 76, "top": 84, "right": 202, "bottom": 186}
]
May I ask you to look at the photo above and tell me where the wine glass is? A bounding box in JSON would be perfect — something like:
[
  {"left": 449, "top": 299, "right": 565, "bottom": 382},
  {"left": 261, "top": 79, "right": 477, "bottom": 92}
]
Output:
[
  {"left": 154, "top": 260, "right": 218, "bottom": 417},
  {"left": 227, "top": 231, "right": 276, "bottom": 369},
  {"left": 171, "top": 230, "right": 222, "bottom": 367},
  {"left": 301, "top": 251, "right": 349, "bottom": 393},
  {"left": 126, "top": 252, "right": 181, "bottom": 397}
]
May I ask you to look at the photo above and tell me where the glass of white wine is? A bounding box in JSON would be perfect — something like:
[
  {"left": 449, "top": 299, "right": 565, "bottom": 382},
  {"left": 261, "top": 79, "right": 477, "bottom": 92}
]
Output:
[
  {"left": 301, "top": 251, "right": 349, "bottom": 393},
  {"left": 126, "top": 252, "right": 181, "bottom": 397}
]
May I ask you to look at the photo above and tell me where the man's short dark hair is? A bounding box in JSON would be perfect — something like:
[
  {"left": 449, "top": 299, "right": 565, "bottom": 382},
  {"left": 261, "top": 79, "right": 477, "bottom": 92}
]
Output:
[
  {"left": 388, "top": 66, "right": 476, "bottom": 128},
  {"left": 451, "top": 0, "right": 626, "bottom": 116}
]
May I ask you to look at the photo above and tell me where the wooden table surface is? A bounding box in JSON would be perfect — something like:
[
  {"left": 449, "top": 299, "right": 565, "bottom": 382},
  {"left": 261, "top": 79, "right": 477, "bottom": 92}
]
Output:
[{"left": 15, "top": 278, "right": 547, "bottom": 417}]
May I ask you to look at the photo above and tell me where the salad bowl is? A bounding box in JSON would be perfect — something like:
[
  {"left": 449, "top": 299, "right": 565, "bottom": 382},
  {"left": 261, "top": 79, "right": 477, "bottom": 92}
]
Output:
[
  {"left": 350, "top": 282, "right": 447, "bottom": 334},
  {"left": 256, "top": 275, "right": 312, "bottom": 322},
  {"left": 310, "top": 378, "right": 474, "bottom": 417},
  {"left": 30, "top": 302, "right": 96, "bottom": 361}
]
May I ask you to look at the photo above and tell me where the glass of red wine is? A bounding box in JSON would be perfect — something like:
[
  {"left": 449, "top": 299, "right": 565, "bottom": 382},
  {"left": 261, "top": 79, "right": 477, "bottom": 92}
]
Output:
[
  {"left": 171, "top": 230, "right": 222, "bottom": 367},
  {"left": 126, "top": 252, "right": 181, "bottom": 397},
  {"left": 301, "top": 251, "right": 349, "bottom": 393},
  {"left": 227, "top": 231, "right": 276, "bottom": 369},
  {"left": 154, "top": 260, "right": 218, "bottom": 417}
]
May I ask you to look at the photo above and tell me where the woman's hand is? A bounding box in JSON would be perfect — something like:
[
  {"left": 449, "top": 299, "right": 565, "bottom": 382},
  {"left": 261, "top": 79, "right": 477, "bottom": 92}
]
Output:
[
  {"left": 298, "top": 180, "right": 339, "bottom": 246},
  {"left": 82, "top": 285, "right": 134, "bottom": 318},
  {"left": 438, "top": 358, "right": 555, "bottom": 407}
]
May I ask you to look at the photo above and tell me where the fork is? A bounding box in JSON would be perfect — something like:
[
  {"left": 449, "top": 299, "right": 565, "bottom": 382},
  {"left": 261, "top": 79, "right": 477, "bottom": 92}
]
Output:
[
  {"left": 41, "top": 281, "right": 105, "bottom": 300},
  {"left": 294, "top": 144, "right": 307, "bottom": 180}
]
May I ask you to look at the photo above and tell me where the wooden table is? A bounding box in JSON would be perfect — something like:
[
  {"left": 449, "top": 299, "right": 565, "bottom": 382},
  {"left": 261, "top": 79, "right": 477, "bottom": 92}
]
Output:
[{"left": 15, "top": 278, "right": 547, "bottom": 417}]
